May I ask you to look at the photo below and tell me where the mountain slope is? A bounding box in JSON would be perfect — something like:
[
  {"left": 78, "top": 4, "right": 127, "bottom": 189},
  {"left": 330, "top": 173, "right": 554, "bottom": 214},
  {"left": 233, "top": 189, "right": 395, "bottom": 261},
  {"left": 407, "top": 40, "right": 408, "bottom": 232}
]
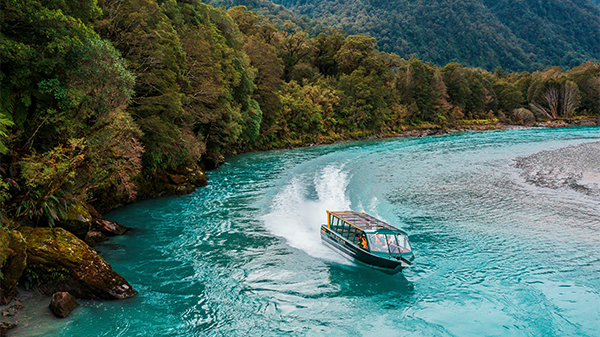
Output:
[{"left": 244, "top": 0, "right": 600, "bottom": 72}]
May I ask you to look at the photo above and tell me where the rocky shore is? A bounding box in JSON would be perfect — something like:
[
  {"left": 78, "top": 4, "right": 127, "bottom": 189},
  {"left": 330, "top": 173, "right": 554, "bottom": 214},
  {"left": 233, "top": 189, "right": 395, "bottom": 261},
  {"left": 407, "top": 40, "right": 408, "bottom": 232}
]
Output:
[
  {"left": 0, "top": 163, "right": 208, "bottom": 335},
  {"left": 515, "top": 141, "right": 600, "bottom": 198},
  {"left": 0, "top": 208, "right": 137, "bottom": 335}
]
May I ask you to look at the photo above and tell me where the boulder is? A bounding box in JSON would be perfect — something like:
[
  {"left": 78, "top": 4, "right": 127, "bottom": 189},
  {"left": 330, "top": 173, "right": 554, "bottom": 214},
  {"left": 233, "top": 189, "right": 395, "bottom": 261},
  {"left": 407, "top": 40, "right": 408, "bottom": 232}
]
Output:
[
  {"left": 58, "top": 201, "right": 93, "bottom": 239},
  {"left": 83, "top": 230, "right": 107, "bottom": 247},
  {"left": 0, "top": 229, "right": 27, "bottom": 305},
  {"left": 49, "top": 292, "right": 79, "bottom": 318},
  {"left": 84, "top": 203, "right": 104, "bottom": 220},
  {"left": 187, "top": 168, "right": 207, "bottom": 187},
  {"left": 174, "top": 164, "right": 208, "bottom": 187},
  {"left": 169, "top": 174, "right": 187, "bottom": 185},
  {"left": 201, "top": 153, "right": 225, "bottom": 170},
  {"left": 19, "top": 227, "right": 137, "bottom": 299},
  {"left": 92, "top": 219, "right": 128, "bottom": 237}
]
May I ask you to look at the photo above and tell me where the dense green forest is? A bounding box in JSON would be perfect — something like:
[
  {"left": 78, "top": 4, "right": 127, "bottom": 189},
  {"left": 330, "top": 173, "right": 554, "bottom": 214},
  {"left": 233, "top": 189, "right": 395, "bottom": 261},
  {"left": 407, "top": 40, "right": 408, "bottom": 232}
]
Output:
[
  {"left": 1, "top": 0, "right": 599, "bottom": 227},
  {"left": 221, "top": 0, "right": 600, "bottom": 72}
]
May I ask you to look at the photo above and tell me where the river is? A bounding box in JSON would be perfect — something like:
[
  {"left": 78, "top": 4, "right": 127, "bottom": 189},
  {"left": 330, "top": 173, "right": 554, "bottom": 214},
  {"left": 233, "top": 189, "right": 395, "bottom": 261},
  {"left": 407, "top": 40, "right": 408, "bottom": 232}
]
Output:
[{"left": 13, "top": 126, "right": 600, "bottom": 336}]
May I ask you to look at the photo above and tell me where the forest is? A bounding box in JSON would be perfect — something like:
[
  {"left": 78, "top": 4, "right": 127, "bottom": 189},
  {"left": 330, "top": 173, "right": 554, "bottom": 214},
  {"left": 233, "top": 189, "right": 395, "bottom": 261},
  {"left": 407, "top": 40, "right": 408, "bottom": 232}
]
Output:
[
  {"left": 1, "top": 0, "right": 599, "bottom": 227},
  {"left": 225, "top": 0, "right": 600, "bottom": 72}
]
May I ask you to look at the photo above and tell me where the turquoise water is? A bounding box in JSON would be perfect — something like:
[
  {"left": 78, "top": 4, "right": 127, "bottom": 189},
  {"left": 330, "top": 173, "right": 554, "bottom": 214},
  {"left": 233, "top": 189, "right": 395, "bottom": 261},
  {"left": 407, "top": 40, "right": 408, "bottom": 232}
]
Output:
[{"left": 15, "top": 127, "right": 600, "bottom": 336}]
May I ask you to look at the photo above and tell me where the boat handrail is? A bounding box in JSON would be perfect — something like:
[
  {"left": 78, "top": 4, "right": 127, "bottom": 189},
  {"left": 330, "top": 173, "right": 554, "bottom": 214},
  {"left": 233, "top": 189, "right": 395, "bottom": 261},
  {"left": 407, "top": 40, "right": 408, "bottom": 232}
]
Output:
[{"left": 326, "top": 210, "right": 368, "bottom": 233}]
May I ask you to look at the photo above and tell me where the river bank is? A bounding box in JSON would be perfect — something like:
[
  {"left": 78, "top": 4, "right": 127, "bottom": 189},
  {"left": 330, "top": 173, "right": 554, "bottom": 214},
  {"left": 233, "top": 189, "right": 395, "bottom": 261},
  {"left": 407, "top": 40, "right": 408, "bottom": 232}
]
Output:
[{"left": 270, "top": 116, "right": 599, "bottom": 151}]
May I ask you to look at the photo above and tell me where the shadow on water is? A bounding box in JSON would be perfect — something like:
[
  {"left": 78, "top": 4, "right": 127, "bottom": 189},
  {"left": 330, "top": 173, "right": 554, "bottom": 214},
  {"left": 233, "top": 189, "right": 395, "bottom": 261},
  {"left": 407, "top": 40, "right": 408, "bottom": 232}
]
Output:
[{"left": 326, "top": 262, "right": 414, "bottom": 299}]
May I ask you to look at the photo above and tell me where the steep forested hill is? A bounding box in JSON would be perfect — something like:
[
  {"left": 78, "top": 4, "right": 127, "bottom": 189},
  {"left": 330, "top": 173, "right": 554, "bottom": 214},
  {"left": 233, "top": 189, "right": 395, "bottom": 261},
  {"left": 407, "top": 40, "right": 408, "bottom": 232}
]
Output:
[{"left": 218, "top": 0, "right": 600, "bottom": 72}]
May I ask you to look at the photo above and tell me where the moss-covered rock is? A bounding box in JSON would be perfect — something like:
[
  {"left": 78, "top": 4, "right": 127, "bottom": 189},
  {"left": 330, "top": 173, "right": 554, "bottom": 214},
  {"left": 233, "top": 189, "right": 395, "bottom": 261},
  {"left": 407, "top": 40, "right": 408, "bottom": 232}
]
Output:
[
  {"left": 57, "top": 201, "right": 93, "bottom": 239},
  {"left": 19, "top": 227, "right": 137, "bottom": 299},
  {"left": 187, "top": 168, "right": 208, "bottom": 188},
  {"left": 0, "top": 229, "right": 27, "bottom": 305},
  {"left": 136, "top": 164, "right": 208, "bottom": 199}
]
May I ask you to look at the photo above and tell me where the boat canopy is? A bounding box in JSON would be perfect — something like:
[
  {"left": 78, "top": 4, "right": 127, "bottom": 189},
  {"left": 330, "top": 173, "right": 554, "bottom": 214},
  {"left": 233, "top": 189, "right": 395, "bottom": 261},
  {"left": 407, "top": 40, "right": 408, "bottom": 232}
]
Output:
[{"left": 328, "top": 211, "right": 404, "bottom": 233}]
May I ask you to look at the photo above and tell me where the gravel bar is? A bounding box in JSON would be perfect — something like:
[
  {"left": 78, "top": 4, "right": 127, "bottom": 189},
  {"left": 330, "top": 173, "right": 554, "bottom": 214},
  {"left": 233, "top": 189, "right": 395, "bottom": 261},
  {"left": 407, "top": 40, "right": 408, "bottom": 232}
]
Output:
[{"left": 515, "top": 141, "right": 600, "bottom": 198}]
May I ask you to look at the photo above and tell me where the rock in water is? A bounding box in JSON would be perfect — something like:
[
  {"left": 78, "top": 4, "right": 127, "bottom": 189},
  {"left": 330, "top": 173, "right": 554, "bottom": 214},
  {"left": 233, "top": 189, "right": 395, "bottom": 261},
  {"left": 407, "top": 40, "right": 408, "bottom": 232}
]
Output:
[
  {"left": 19, "top": 227, "right": 137, "bottom": 299},
  {"left": 84, "top": 219, "right": 128, "bottom": 246},
  {"left": 49, "top": 292, "right": 79, "bottom": 318},
  {"left": 93, "top": 219, "right": 128, "bottom": 236},
  {"left": 84, "top": 230, "right": 107, "bottom": 247},
  {"left": 0, "top": 229, "right": 27, "bottom": 305}
]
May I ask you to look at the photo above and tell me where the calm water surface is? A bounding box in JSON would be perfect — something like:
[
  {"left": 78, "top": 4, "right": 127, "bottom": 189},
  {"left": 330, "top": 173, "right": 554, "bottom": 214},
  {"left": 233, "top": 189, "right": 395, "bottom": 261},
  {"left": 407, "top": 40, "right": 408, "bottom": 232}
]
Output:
[{"left": 15, "top": 127, "right": 600, "bottom": 336}]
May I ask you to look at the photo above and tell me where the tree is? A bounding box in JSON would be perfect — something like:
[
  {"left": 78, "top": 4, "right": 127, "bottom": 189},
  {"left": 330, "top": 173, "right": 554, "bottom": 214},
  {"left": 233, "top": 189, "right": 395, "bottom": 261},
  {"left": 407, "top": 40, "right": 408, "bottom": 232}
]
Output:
[
  {"left": 566, "top": 62, "right": 600, "bottom": 116},
  {"left": 442, "top": 63, "right": 471, "bottom": 111},
  {"left": 335, "top": 34, "right": 378, "bottom": 75},
  {"left": 1, "top": 0, "right": 141, "bottom": 224},
  {"left": 528, "top": 67, "right": 581, "bottom": 119},
  {"left": 397, "top": 58, "right": 441, "bottom": 122}
]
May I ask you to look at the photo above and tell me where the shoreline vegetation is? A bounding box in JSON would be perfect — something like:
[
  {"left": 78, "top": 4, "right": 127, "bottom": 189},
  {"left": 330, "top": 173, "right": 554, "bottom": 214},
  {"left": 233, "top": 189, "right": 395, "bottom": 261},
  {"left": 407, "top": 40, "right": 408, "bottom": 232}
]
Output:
[
  {"left": 0, "top": 0, "right": 598, "bottom": 333},
  {"left": 267, "top": 116, "right": 600, "bottom": 149}
]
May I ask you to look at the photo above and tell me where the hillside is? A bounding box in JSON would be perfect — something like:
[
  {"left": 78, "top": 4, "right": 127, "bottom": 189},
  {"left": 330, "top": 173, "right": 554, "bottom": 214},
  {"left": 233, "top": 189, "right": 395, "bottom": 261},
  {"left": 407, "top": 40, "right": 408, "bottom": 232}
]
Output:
[
  {"left": 1, "top": 0, "right": 598, "bottom": 230},
  {"left": 223, "top": 0, "right": 600, "bottom": 72}
]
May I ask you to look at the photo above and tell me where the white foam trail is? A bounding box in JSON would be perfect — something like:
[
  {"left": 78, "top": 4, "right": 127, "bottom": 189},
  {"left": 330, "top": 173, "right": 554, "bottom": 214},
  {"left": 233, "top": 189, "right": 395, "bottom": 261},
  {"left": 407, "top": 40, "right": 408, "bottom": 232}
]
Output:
[{"left": 261, "top": 165, "right": 352, "bottom": 263}]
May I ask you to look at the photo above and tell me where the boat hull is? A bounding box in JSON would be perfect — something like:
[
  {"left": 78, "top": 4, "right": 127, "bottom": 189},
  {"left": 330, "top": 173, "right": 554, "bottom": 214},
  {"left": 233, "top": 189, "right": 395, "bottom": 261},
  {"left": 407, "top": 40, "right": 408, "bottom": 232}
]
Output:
[{"left": 320, "top": 225, "right": 409, "bottom": 275}]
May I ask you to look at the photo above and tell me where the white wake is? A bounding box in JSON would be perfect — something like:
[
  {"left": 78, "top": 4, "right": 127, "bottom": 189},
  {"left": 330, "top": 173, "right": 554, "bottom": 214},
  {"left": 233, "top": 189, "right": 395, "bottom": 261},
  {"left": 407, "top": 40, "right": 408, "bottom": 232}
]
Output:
[{"left": 261, "top": 164, "right": 352, "bottom": 262}]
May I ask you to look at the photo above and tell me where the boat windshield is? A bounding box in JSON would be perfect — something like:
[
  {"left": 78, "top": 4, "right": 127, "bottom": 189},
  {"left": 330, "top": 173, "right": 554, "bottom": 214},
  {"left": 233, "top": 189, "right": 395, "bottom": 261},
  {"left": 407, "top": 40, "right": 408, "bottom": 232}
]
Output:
[
  {"left": 367, "top": 234, "right": 388, "bottom": 252},
  {"left": 395, "top": 234, "right": 412, "bottom": 253},
  {"left": 368, "top": 233, "right": 412, "bottom": 254},
  {"left": 388, "top": 234, "right": 400, "bottom": 253}
]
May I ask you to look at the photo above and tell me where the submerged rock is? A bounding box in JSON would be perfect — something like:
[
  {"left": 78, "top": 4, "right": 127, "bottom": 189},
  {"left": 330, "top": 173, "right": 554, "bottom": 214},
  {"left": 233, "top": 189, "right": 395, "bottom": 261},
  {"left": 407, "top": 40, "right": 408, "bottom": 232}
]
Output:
[
  {"left": 49, "top": 292, "right": 79, "bottom": 318},
  {"left": 0, "top": 229, "right": 27, "bottom": 305},
  {"left": 1, "top": 300, "right": 23, "bottom": 317},
  {"left": 19, "top": 227, "right": 137, "bottom": 299}
]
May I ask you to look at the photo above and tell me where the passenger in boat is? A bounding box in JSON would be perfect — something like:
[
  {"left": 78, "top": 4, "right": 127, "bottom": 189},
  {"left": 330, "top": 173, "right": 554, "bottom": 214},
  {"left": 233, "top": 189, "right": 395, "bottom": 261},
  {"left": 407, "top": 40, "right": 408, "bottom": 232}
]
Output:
[
  {"left": 360, "top": 234, "right": 368, "bottom": 250},
  {"left": 370, "top": 233, "right": 388, "bottom": 252},
  {"left": 355, "top": 233, "right": 367, "bottom": 249}
]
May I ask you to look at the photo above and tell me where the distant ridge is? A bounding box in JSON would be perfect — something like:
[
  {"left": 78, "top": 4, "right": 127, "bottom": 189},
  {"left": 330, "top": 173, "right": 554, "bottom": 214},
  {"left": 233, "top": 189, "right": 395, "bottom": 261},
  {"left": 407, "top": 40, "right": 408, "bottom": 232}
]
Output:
[{"left": 212, "top": 0, "right": 600, "bottom": 72}]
